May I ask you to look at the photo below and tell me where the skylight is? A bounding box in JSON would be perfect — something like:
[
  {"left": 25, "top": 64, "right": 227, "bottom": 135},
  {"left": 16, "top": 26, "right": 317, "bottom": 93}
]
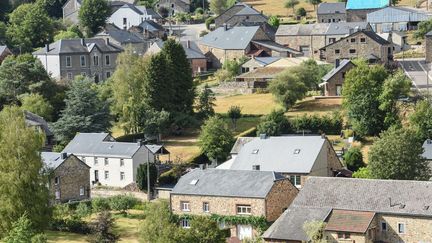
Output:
[
  {"left": 190, "top": 179, "right": 199, "bottom": 185},
  {"left": 252, "top": 149, "right": 259, "bottom": 154},
  {"left": 294, "top": 149, "right": 301, "bottom": 154}
]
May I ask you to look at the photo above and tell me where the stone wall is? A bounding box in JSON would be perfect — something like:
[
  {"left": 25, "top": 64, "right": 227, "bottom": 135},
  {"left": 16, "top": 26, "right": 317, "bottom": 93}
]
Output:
[
  {"left": 426, "top": 35, "right": 432, "bottom": 63},
  {"left": 325, "top": 232, "right": 373, "bottom": 243},
  {"left": 211, "top": 81, "right": 254, "bottom": 95},
  {"left": 346, "top": 9, "right": 373, "bottom": 22},
  {"left": 275, "top": 35, "right": 325, "bottom": 58},
  {"left": 92, "top": 188, "right": 148, "bottom": 201},
  {"left": 318, "top": 13, "right": 347, "bottom": 23},
  {"left": 375, "top": 214, "right": 432, "bottom": 242},
  {"left": 324, "top": 62, "right": 355, "bottom": 96},
  {"left": 191, "top": 58, "right": 207, "bottom": 75},
  {"left": 215, "top": 5, "right": 245, "bottom": 28},
  {"left": 265, "top": 180, "right": 298, "bottom": 222}
]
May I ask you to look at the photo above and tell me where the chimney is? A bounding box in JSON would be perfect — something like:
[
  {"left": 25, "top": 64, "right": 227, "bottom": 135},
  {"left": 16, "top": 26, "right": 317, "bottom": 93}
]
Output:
[
  {"left": 106, "top": 38, "right": 110, "bottom": 45},
  {"left": 321, "top": 133, "right": 326, "bottom": 139},
  {"left": 335, "top": 59, "right": 340, "bottom": 68},
  {"left": 45, "top": 44, "right": 49, "bottom": 52},
  {"left": 136, "top": 139, "right": 144, "bottom": 146},
  {"left": 223, "top": 23, "right": 228, "bottom": 31},
  {"left": 61, "top": 153, "right": 68, "bottom": 160},
  {"left": 259, "top": 134, "right": 267, "bottom": 139},
  {"left": 348, "top": 28, "right": 354, "bottom": 35},
  {"left": 186, "top": 40, "right": 190, "bottom": 49},
  {"left": 80, "top": 38, "right": 85, "bottom": 46},
  {"left": 199, "top": 164, "right": 205, "bottom": 170}
]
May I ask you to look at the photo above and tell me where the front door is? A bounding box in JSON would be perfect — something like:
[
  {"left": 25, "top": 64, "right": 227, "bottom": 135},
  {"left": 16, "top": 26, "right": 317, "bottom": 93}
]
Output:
[
  {"left": 237, "top": 224, "right": 252, "bottom": 240},
  {"left": 336, "top": 85, "right": 342, "bottom": 96},
  {"left": 94, "top": 170, "right": 99, "bottom": 181}
]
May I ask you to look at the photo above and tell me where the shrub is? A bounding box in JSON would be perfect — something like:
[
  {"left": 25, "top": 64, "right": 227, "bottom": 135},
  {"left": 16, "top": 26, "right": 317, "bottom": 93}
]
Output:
[
  {"left": 291, "top": 112, "right": 342, "bottom": 135},
  {"left": 296, "top": 7, "right": 307, "bottom": 17},
  {"left": 92, "top": 197, "right": 110, "bottom": 212},
  {"left": 343, "top": 147, "right": 365, "bottom": 172},
  {"left": 205, "top": 16, "right": 215, "bottom": 30},
  {"left": 108, "top": 195, "right": 139, "bottom": 213},
  {"left": 50, "top": 204, "right": 90, "bottom": 233},
  {"left": 75, "top": 202, "right": 92, "bottom": 219},
  {"left": 88, "top": 211, "right": 118, "bottom": 243}
]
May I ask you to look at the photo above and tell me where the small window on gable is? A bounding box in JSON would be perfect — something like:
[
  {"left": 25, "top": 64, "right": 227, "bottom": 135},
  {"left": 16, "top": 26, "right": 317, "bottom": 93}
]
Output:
[
  {"left": 252, "top": 149, "right": 259, "bottom": 154},
  {"left": 381, "top": 222, "right": 387, "bottom": 231},
  {"left": 294, "top": 149, "right": 301, "bottom": 154},
  {"left": 350, "top": 38, "right": 356, "bottom": 43},
  {"left": 54, "top": 177, "right": 60, "bottom": 185},
  {"left": 360, "top": 38, "right": 366, "bottom": 43}
]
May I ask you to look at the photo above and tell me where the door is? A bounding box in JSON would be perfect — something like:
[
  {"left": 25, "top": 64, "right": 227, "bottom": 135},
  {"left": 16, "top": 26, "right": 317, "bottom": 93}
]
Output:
[
  {"left": 237, "top": 224, "right": 253, "bottom": 240},
  {"left": 300, "top": 46, "right": 310, "bottom": 57},
  {"left": 336, "top": 85, "right": 342, "bottom": 96},
  {"left": 94, "top": 170, "right": 99, "bottom": 181}
]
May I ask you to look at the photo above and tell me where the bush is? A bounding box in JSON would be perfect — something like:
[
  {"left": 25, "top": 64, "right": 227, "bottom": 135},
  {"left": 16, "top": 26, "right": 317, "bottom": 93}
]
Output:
[
  {"left": 50, "top": 204, "right": 90, "bottom": 233},
  {"left": 343, "top": 147, "right": 365, "bottom": 172},
  {"left": 296, "top": 7, "right": 307, "bottom": 17},
  {"left": 108, "top": 195, "right": 139, "bottom": 213},
  {"left": 291, "top": 112, "right": 342, "bottom": 135},
  {"left": 205, "top": 16, "right": 215, "bottom": 30},
  {"left": 75, "top": 202, "right": 92, "bottom": 218},
  {"left": 92, "top": 197, "right": 110, "bottom": 212}
]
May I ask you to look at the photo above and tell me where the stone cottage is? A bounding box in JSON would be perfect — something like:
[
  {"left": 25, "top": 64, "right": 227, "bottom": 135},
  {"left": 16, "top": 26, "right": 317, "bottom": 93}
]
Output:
[
  {"left": 170, "top": 168, "right": 298, "bottom": 241},
  {"left": 214, "top": 2, "right": 268, "bottom": 28},
  {"left": 317, "top": 2, "right": 347, "bottom": 23},
  {"left": 319, "top": 59, "right": 356, "bottom": 97}
]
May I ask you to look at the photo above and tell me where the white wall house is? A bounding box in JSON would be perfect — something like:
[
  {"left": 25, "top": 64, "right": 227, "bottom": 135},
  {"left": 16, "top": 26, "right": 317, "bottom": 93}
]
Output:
[
  {"left": 109, "top": 4, "right": 161, "bottom": 30},
  {"left": 62, "top": 133, "right": 165, "bottom": 188}
]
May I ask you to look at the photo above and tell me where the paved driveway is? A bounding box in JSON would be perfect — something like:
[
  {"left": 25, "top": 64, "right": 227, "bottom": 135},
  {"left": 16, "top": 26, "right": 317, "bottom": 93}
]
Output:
[
  {"left": 163, "top": 23, "right": 206, "bottom": 41},
  {"left": 399, "top": 58, "right": 432, "bottom": 91}
]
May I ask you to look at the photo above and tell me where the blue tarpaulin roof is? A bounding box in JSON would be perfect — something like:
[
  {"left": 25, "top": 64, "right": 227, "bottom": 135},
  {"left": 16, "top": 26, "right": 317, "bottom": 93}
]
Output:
[{"left": 346, "top": 0, "right": 389, "bottom": 10}]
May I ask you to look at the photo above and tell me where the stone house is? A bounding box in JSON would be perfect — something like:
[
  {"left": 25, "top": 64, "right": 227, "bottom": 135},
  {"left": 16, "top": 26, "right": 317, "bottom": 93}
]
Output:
[
  {"left": 24, "top": 111, "right": 55, "bottom": 151},
  {"left": 62, "top": 133, "right": 168, "bottom": 188},
  {"left": 0, "top": 46, "right": 12, "bottom": 64},
  {"left": 275, "top": 22, "right": 371, "bottom": 58},
  {"left": 346, "top": 0, "right": 389, "bottom": 22},
  {"left": 134, "top": 20, "right": 166, "bottom": 39},
  {"left": 199, "top": 25, "right": 300, "bottom": 68},
  {"left": 214, "top": 2, "right": 268, "bottom": 28},
  {"left": 426, "top": 31, "right": 432, "bottom": 63},
  {"left": 320, "top": 30, "right": 393, "bottom": 65},
  {"left": 33, "top": 38, "right": 122, "bottom": 82},
  {"left": 241, "top": 57, "right": 281, "bottom": 73},
  {"left": 62, "top": 0, "right": 135, "bottom": 24},
  {"left": 217, "top": 135, "right": 345, "bottom": 189},
  {"left": 147, "top": 40, "right": 207, "bottom": 76},
  {"left": 41, "top": 153, "right": 90, "bottom": 203},
  {"left": 155, "top": 0, "right": 190, "bottom": 15},
  {"left": 263, "top": 177, "right": 432, "bottom": 243},
  {"left": 108, "top": 3, "right": 161, "bottom": 30},
  {"left": 319, "top": 59, "right": 355, "bottom": 97},
  {"left": 317, "top": 2, "right": 346, "bottom": 23},
  {"left": 170, "top": 168, "right": 298, "bottom": 241}
]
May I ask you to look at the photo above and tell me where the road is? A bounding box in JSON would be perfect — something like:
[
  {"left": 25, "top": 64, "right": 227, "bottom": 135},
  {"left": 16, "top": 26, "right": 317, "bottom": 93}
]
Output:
[
  {"left": 163, "top": 23, "right": 206, "bottom": 42},
  {"left": 399, "top": 59, "right": 432, "bottom": 93}
]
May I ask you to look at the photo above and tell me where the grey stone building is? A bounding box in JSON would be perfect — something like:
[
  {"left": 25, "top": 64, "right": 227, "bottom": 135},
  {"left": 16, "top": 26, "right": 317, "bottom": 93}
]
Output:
[
  {"left": 320, "top": 30, "right": 392, "bottom": 65},
  {"left": 346, "top": 0, "right": 389, "bottom": 22},
  {"left": 214, "top": 2, "right": 268, "bottom": 28},
  {"left": 42, "top": 153, "right": 90, "bottom": 203},
  {"left": 426, "top": 31, "right": 432, "bottom": 63},
  {"left": 319, "top": 59, "right": 355, "bottom": 97},
  {"left": 33, "top": 38, "right": 122, "bottom": 82},
  {"left": 0, "top": 46, "right": 12, "bottom": 64},
  {"left": 317, "top": 2, "right": 346, "bottom": 23},
  {"left": 155, "top": 0, "right": 190, "bottom": 15},
  {"left": 25, "top": 111, "right": 55, "bottom": 150}
]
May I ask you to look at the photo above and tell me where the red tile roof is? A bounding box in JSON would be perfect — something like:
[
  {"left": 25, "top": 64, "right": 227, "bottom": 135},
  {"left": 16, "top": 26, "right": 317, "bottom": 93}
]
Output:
[{"left": 325, "top": 209, "right": 375, "bottom": 233}]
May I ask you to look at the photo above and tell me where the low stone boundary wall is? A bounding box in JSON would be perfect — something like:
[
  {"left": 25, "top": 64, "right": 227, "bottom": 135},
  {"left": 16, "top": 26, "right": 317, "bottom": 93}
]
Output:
[
  {"left": 211, "top": 81, "right": 254, "bottom": 95},
  {"left": 91, "top": 188, "right": 148, "bottom": 201}
]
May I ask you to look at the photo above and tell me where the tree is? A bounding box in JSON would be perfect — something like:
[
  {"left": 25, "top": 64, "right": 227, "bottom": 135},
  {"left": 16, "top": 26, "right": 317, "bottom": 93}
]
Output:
[
  {"left": 181, "top": 217, "right": 226, "bottom": 243},
  {"left": 6, "top": 3, "right": 54, "bottom": 52},
  {"left": 141, "top": 109, "right": 171, "bottom": 142},
  {"left": 410, "top": 100, "right": 432, "bottom": 140},
  {"left": 379, "top": 71, "right": 411, "bottom": 128},
  {"left": 0, "top": 22, "right": 7, "bottom": 45},
  {"left": 343, "top": 147, "right": 365, "bottom": 172},
  {"left": 391, "top": 0, "right": 399, "bottom": 5},
  {"left": 199, "top": 116, "right": 234, "bottom": 162},
  {"left": 36, "top": 0, "right": 68, "bottom": 18},
  {"left": 136, "top": 163, "right": 158, "bottom": 193},
  {"left": 368, "top": 127, "right": 431, "bottom": 180},
  {"left": 352, "top": 166, "right": 372, "bottom": 179},
  {"left": 20, "top": 93, "right": 54, "bottom": 121},
  {"left": 227, "top": 105, "right": 241, "bottom": 130},
  {"left": 296, "top": 7, "right": 307, "bottom": 17},
  {"left": 108, "top": 195, "right": 139, "bottom": 214},
  {"left": 51, "top": 76, "right": 110, "bottom": 145},
  {"left": 256, "top": 110, "right": 291, "bottom": 136},
  {"left": 54, "top": 30, "right": 80, "bottom": 41},
  {"left": 196, "top": 84, "right": 216, "bottom": 120},
  {"left": 414, "top": 18, "right": 432, "bottom": 39},
  {"left": 269, "top": 69, "right": 307, "bottom": 111},
  {"left": 210, "top": 0, "right": 227, "bottom": 15},
  {"left": 0, "top": 107, "right": 51, "bottom": 237},
  {"left": 78, "top": 0, "right": 110, "bottom": 36},
  {"left": 89, "top": 211, "right": 118, "bottom": 243},
  {"left": 302, "top": 220, "right": 326, "bottom": 243},
  {"left": 293, "top": 59, "right": 332, "bottom": 90},
  {"left": 342, "top": 61, "right": 389, "bottom": 136},
  {"left": 4, "top": 213, "right": 34, "bottom": 243},
  {"left": 268, "top": 15, "right": 280, "bottom": 28},
  {"left": 285, "top": 0, "right": 299, "bottom": 14},
  {"left": 306, "top": 0, "right": 321, "bottom": 10}
]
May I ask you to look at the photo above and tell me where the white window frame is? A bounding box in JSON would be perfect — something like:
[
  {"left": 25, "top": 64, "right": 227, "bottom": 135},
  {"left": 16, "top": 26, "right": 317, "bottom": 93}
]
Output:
[
  {"left": 66, "top": 56, "right": 72, "bottom": 67},
  {"left": 397, "top": 222, "right": 406, "bottom": 234},
  {"left": 181, "top": 201, "right": 190, "bottom": 212},
  {"left": 120, "top": 172, "right": 125, "bottom": 181},
  {"left": 237, "top": 205, "right": 252, "bottom": 215},
  {"left": 55, "top": 189, "right": 61, "bottom": 200},
  {"left": 203, "top": 202, "right": 209, "bottom": 213},
  {"left": 181, "top": 219, "right": 190, "bottom": 228},
  {"left": 104, "top": 171, "right": 109, "bottom": 180},
  {"left": 79, "top": 186, "right": 85, "bottom": 196},
  {"left": 80, "top": 55, "right": 86, "bottom": 67},
  {"left": 94, "top": 157, "right": 98, "bottom": 166}
]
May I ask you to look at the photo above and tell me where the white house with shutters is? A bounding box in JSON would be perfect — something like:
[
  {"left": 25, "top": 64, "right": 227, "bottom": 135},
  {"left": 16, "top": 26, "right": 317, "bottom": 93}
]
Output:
[
  {"left": 108, "top": 4, "right": 161, "bottom": 30},
  {"left": 62, "top": 133, "right": 167, "bottom": 188}
]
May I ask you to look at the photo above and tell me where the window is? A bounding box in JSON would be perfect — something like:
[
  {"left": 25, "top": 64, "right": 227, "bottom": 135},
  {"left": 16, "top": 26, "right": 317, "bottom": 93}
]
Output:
[
  {"left": 66, "top": 56, "right": 72, "bottom": 67},
  {"left": 123, "top": 18, "right": 127, "bottom": 25},
  {"left": 181, "top": 201, "right": 190, "bottom": 211},
  {"left": 335, "top": 49, "right": 340, "bottom": 54},
  {"left": 104, "top": 158, "right": 109, "bottom": 166},
  {"left": 237, "top": 205, "right": 251, "bottom": 215},
  {"left": 95, "top": 170, "right": 99, "bottom": 180},
  {"left": 350, "top": 38, "right": 356, "bottom": 43},
  {"left": 203, "top": 202, "right": 209, "bottom": 212},
  {"left": 252, "top": 165, "right": 260, "bottom": 171},
  {"left": 294, "top": 149, "right": 301, "bottom": 154},
  {"left": 67, "top": 72, "right": 73, "bottom": 80},
  {"left": 105, "top": 55, "right": 110, "bottom": 66},
  {"left": 337, "top": 232, "right": 350, "bottom": 239},
  {"left": 181, "top": 219, "right": 190, "bottom": 228},
  {"left": 381, "top": 222, "right": 387, "bottom": 231},
  {"left": 93, "top": 55, "right": 99, "bottom": 66},
  {"left": 120, "top": 159, "right": 124, "bottom": 167},
  {"left": 80, "top": 186, "right": 85, "bottom": 196},
  {"left": 80, "top": 55, "right": 86, "bottom": 67},
  {"left": 55, "top": 190, "right": 60, "bottom": 200},
  {"left": 349, "top": 49, "right": 356, "bottom": 54},
  {"left": 54, "top": 176, "right": 60, "bottom": 185},
  {"left": 289, "top": 175, "right": 301, "bottom": 188},
  {"left": 94, "top": 157, "right": 98, "bottom": 166},
  {"left": 360, "top": 38, "right": 366, "bottom": 43},
  {"left": 398, "top": 223, "right": 405, "bottom": 234},
  {"left": 106, "top": 71, "right": 111, "bottom": 79},
  {"left": 120, "top": 172, "right": 125, "bottom": 181},
  {"left": 252, "top": 149, "right": 259, "bottom": 154},
  {"left": 104, "top": 171, "right": 109, "bottom": 180},
  {"left": 329, "top": 38, "right": 336, "bottom": 43}
]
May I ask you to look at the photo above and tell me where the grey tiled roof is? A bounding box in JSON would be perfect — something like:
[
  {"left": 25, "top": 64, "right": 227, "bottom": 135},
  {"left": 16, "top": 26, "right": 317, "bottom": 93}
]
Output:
[
  {"left": 171, "top": 168, "right": 285, "bottom": 198},
  {"left": 317, "top": 2, "right": 346, "bottom": 15},
  {"left": 224, "top": 136, "right": 328, "bottom": 174},
  {"left": 41, "top": 152, "right": 67, "bottom": 170},
  {"left": 24, "top": 111, "right": 53, "bottom": 136},
  {"left": 263, "top": 177, "right": 432, "bottom": 241},
  {"left": 97, "top": 26, "right": 145, "bottom": 44},
  {"left": 325, "top": 22, "right": 369, "bottom": 35},
  {"left": 251, "top": 40, "right": 302, "bottom": 54},
  {"left": 148, "top": 40, "right": 205, "bottom": 59},
  {"left": 321, "top": 59, "right": 353, "bottom": 82},
  {"left": 139, "top": 20, "right": 165, "bottom": 32},
  {"left": 200, "top": 25, "right": 261, "bottom": 50},
  {"left": 367, "top": 6, "right": 431, "bottom": 24},
  {"left": 32, "top": 38, "right": 123, "bottom": 55},
  {"left": 235, "top": 5, "right": 263, "bottom": 16},
  {"left": 276, "top": 22, "right": 369, "bottom": 36}
]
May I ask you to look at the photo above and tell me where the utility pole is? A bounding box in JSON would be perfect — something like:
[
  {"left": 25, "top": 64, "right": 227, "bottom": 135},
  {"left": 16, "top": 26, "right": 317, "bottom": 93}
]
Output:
[{"left": 147, "top": 149, "right": 151, "bottom": 201}]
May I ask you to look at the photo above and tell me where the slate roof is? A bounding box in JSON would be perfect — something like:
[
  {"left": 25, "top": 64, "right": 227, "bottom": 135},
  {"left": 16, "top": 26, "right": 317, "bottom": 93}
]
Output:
[
  {"left": 367, "top": 6, "right": 432, "bottom": 24},
  {"left": 118, "top": 3, "right": 160, "bottom": 18},
  {"left": 33, "top": 38, "right": 123, "bottom": 55},
  {"left": 325, "top": 22, "right": 370, "bottom": 35},
  {"left": 139, "top": 20, "right": 165, "bottom": 32},
  {"left": 230, "top": 137, "right": 255, "bottom": 154},
  {"left": 263, "top": 177, "right": 432, "bottom": 241},
  {"left": 321, "top": 59, "right": 354, "bottom": 82},
  {"left": 317, "top": 2, "right": 346, "bottom": 15},
  {"left": 325, "top": 210, "right": 375, "bottom": 233},
  {"left": 251, "top": 40, "right": 301, "bottom": 54},
  {"left": 200, "top": 25, "right": 261, "bottom": 50},
  {"left": 346, "top": 0, "right": 389, "bottom": 10},
  {"left": 236, "top": 67, "right": 286, "bottom": 80},
  {"left": 171, "top": 168, "right": 285, "bottom": 198},
  {"left": 41, "top": 152, "right": 67, "bottom": 170},
  {"left": 148, "top": 40, "right": 205, "bottom": 59},
  {"left": 24, "top": 111, "right": 53, "bottom": 137},
  {"left": 422, "top": 139, "right": 432, "bottom": 160},
  {"left": 220, "top": 136, "right": 329, "bottom": 174},
  {"left": 276, "top": 22, "right": 369, "bottom": 36},
  {"left": 235, "top": 5, "right": 263, "bottom": 16},
  {"left": 0, "top": 46, "right": 10, "bottom": 55},
  {"left": 97, "top": 25, "right": 144, "bottom": 44},
  {"left": 321, "top": 30, "right": 390, "bottom": 50}
]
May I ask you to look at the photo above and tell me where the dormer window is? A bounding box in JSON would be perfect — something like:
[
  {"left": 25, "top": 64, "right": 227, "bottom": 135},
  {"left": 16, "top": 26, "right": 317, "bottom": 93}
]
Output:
[
  {"left": 294, "top": 149, "right": 301, "bottom": 154},
  {"left": 252, "top": 149, "right": 259, "bottom": 154}
]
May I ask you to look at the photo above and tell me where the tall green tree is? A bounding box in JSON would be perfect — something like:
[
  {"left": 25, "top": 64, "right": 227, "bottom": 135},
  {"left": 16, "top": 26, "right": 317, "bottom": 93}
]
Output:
[
  {"left": 410, "top": 100, "right": 432, "bottom": 140},
  {"left": 198, "top": 116, "right": 234, "bottom": 162},
  {"left": 268, "top": 15, "right": 280, "bottom": 28},
  {"left": 285, "top": 0, "right": 299, "bottom": 14},
  {"left": 4, "top": 212, "right": 47, "bottom": 243},
  {"left": 51, "top": 76, "right": 110, "bottom": 145},
  {"left": 0, "top": 106, "right": 51, "bottom": 237},
  {"left": 227, "top": 105, "right": 241, "bottom": 131},
  {"left": 19, "top": 93, "right": 54, "bottom": 121},
  {"left": 136, "top": 163, "right": 158, "bottom": 192},
  {"left": 36, "top": 0, "right": 68, "bottom": 18},
  {"left": 78, "top": 0, "right": 110, "bottom": 36},
  {"left": 414, "top": 18, "right": 432, "bottom": 39},
  {"left": 269, "top": 69, "right": 308, "bottom": 111},
  {"left": 88, "top": 211, "right": 118, "bottom": 243},
  {"left": 6, "top": 3, "right": 54, "bottom": 52},
  {"left": 306, "top": 0, "right": 322, "bottom": 10},
  {"left": 256, "top": 110, "right": 291, "bottom": 136},
  {"left": 342, "top": 61, "right": 389, "bottom": 136},
  {"left": 181, "top": 217, "right": 226, "bottom": 243},
  {"left": 161, "top": 39, "right": 195, "bottom": 115},
  {"left": 210, "top": 0, "right": 227, "bottom": 15},
  {"left": 196, "top": 84, "right": 216, "bottom": 120},
  {"left": 368, "top": 127, "right": 431, "bottom": 180}
]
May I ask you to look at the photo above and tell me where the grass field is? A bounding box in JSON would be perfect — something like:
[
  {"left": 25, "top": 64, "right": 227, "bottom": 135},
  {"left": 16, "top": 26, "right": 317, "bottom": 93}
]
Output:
[{"left": 214, "top": 93, "right": 282, "bottom": 115}]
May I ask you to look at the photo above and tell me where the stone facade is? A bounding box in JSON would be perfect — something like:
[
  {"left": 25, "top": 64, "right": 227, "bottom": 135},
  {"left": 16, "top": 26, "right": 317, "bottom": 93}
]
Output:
[
  {"left": 155, "top": 0, "right": 190, "bottom": 14},
  {"left": 426, "top": 34, "right": 432, "bottom": 63},
  {"left": 320, "top": 31, "right": 392, "bottom": 65},
  {"left": 214, "top": 4, "right": 246, "bottom": 28},
  {"left": 347, "top": 9, "right": 375, "bottom": 22},
  {"left": 225, "top": 15, "right": 268, "bottom": 28},
  {"left": 375, "top": 214, "right": 432, "bottom": 242},
  {"left": 62, "top": 0, "right": 80, "bottom": 24},
  {"left": 323, "top": 62, "right": 355, "bottom": 96},
  {"left": 190, "top": 58, "right": 207, "bottom": 75},
  {"left": 50, "top": 155, "right": 90, "bottom": 203},
  {"left": 318, "top": 13, "right": 347, "bottom": 23}
]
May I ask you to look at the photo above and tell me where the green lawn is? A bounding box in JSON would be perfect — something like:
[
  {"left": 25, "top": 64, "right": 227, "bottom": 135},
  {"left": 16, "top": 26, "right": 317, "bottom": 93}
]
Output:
[{"left": 215, "top": 93, "right": 282, "bottom": 115}]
